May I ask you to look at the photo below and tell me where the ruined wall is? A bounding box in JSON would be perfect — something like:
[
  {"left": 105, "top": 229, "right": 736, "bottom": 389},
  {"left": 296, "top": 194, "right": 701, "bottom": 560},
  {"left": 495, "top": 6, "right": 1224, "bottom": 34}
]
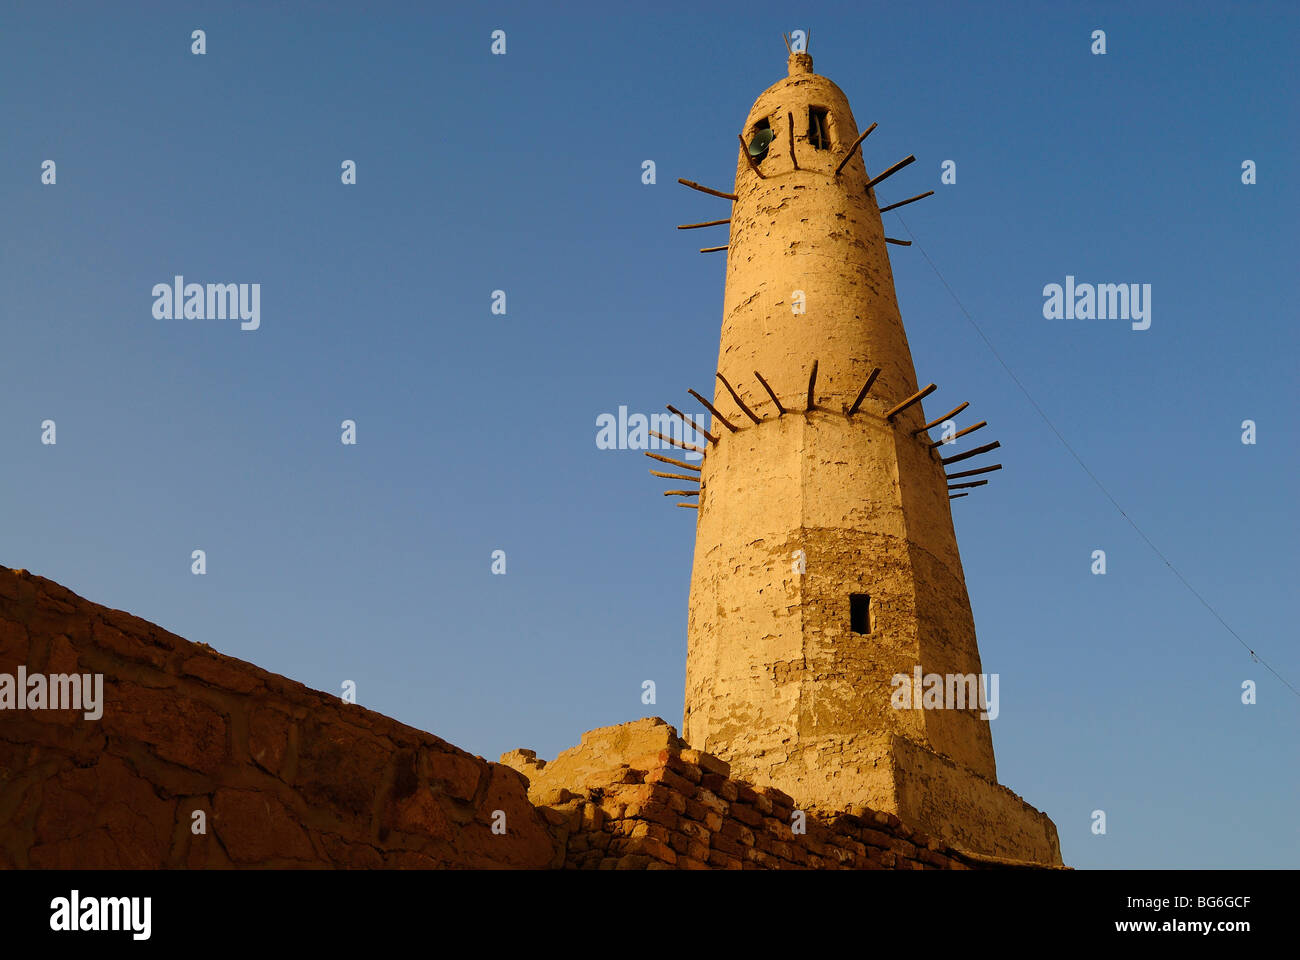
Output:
[
  {"left": 0, "top": 565, "right": 552, "bottom": 868},
  {"left": 508, "top": 719, "right": 1060, "bottom": 870},
  {"left": 0, "top": 568, "right": 1055, "bottom": 870}
]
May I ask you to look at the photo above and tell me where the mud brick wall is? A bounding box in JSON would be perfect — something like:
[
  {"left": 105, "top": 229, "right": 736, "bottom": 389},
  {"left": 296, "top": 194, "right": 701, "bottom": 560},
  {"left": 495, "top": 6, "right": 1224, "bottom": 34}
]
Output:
[
  {"left": 524, "top": 725, "right": 1045, "bottom": 870},
  {"left": 0, "top": 566, "right": 552, "bottom": 868}
]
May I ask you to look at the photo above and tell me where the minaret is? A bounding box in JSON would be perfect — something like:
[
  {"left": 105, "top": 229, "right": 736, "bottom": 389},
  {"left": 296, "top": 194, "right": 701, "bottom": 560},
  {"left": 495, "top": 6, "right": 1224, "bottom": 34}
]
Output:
[{"left": 665, "top": 49, "right": 1061, "bottom": 864}]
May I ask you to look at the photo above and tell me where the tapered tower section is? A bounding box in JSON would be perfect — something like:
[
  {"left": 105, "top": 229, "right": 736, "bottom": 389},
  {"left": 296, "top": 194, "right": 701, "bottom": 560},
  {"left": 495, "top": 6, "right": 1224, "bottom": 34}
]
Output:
[{"left": 674, "top": 51, "right": 1060, "bottom": 864}]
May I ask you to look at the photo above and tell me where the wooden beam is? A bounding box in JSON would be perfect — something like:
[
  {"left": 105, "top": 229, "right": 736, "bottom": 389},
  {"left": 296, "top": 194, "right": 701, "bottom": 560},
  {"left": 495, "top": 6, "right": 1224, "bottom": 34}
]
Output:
[
  {"left": 739, "top": 134, "right": 767, "bottom": 179},
  {"left": 664, "top": 490, "right": 699, "bottom": 497},
  {"left": 865, "top": 155, "right": 916, "bottom": 192},
  {"left": 833, "top": 122, "right": 878, "bottom": 176},
  {"left": 644, "top": 451, "right": 701, "bottom": 472},
  {"left": 847, "top": 368, "right": 881, "bottom": 415},
  {"left": 885, "top": 238, "right": 912, "bottom": 246},
  {"left": 677, "top": 218, "right": 730, "bottom": 230},
  {"left": 649, "top": 429, "right": 705, "bottom": 454},
  {"left": 687, "top": 388, "right": 739, "bottom": 433},
  {"left": 878, "top": 190, "right": 934, "bottom": 213},
  {"left": 677, "top": 502, "right": 699, "bottom": 509},
  {"left": 716, "top": 372, "right": 762, "bottom": 424},
  {"left": 806, "top": 360, "right": 819, "bottom": 411},
  {"left": 948, "top": 493, "right": 969, "bottom": 500},
  {"left": 677, "top": 178, "right": 737, "bottom": 201},
  {"left": 928, "top": 420, "right": 988, "bottom": 449},
  {"left": 782, "top": 32, "right": 791, "bottom": 54},
  {"left": 667, "top": 405, "right": 718, "bottom": 444},
  {"left": 913, "top": 401, "right": 969, "bottom": 435},
  {"left": 650, "top": 470, "right": 700, "bottom": 482},
  {"left": 787, "top": 112, "right": 798, "bottom": 170},
  {"left": 884, "top": 382, "right": 936, "bottom": 421},
  {"left": 754, "top": 369, "right": 786, "bottom": 415},
  {"left": 947, "top": 479, "right": 988, "bottom": 491},
  {"left": 700, "top": 245, "right": 728, "bottom": 253},
  {"left": 945, "top": 463, "right": 1002, "bottom": 481},
  {"left": 940, "top": 440, "right": 1001, "bottom": 466}
]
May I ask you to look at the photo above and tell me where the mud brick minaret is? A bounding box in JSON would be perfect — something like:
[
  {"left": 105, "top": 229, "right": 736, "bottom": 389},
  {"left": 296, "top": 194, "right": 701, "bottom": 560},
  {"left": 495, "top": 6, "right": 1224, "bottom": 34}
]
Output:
[{"left": 661, "top": 48, "right": 1060, "bottom": 864}]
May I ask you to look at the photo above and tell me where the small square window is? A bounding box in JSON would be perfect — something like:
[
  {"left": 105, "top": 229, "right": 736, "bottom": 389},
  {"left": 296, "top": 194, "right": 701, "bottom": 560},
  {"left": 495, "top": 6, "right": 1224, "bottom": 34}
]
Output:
[{"left": 850, "top": 593, "right": 871, "bottom": 634}]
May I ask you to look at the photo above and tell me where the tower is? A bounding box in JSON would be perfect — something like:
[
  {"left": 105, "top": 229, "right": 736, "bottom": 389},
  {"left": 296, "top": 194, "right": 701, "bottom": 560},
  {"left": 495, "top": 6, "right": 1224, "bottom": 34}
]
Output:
[{"left": 658, "top": 48, "right": 1061, "bottom": 864}]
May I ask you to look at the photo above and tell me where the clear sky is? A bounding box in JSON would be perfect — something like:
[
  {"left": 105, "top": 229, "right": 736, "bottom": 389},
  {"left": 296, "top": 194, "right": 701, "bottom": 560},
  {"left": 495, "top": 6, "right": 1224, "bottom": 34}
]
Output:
[{"left": 2, "top": 1, "right": 1296, "bottom": 869}]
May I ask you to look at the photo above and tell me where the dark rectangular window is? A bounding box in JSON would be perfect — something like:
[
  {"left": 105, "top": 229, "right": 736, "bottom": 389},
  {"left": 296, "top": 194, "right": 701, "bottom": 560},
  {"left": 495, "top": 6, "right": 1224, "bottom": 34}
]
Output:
[
  {"left": 748, "top": 117, "right": 772, "bottom": 161},
  {"left": 850, "top": 593, "right": 871, "bottom": 634},
  {"left": 808, "top": 107, "right": 831, "bottom": 150}
]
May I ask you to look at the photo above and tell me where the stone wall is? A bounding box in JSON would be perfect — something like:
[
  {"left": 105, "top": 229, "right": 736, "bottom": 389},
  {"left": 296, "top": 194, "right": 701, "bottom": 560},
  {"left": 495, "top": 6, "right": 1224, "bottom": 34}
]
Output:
[
  {"left": 0, "top": 566, "right": 552, "bottom": 868},
  {"left": 0, "top": 566, "right": 1056, "bottom": 870},
  {"left": 508, "top": 719, "right": 1060, "bottom": 870}
]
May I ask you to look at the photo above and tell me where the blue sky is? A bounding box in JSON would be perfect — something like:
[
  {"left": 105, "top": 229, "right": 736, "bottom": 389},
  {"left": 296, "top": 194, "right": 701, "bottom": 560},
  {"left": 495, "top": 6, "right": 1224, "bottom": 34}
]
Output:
[{"left": 2, "top": 1, "right": 1296, "bottom": 868}]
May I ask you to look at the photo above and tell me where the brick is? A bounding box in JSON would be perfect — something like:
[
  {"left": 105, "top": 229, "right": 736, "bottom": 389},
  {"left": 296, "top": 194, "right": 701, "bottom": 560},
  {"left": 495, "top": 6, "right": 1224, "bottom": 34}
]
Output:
[
  {"left": 720, "top": 818, "right": 756, "bottom": 846},
  {"left": 731, "top": 803, "right": 763, "bottom": 827},
  {"left": 665, "top": 754, "right": 703, "bottom": 784},
  {"left": 645, "top": 766, "right": 696, "bottom": 794},
  {"left": 919, "top": 848, "right": 949, "bottom": 868},
  {"left": 763, "top": 816, "right": 794, "bottom": 841},
  {"left": 707, "top": 849, "right": 743, "bottom": 870},
  {"left": 699, "top": 773, "right": 739, "bottom": 802},
  {"left": 711, "top": 832, "right": 745, "bottom": 858},
  {"left": 682, "top": 749, "right": 730, "bottom": 778},
  {"left": 630, "top": 821, "right": 671, "bottom": 843},
  {"left": 695, "top": 787, "right": 730, "bottom": 815},
  {"left": 678, "top": 819, "right": 711, "bottom": 842}
]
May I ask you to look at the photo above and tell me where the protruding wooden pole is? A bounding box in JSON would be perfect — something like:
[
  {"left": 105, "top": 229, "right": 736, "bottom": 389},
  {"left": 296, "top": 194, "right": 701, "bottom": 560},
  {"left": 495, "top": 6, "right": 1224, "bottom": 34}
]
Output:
[
  {"left": 949, "top": 492, "right": 969, "bottom": 500},
  {"left": 678, "top": 178, "right": 738, "bottom": 201},
  {"left": 677, "top": 218, "right": 731, "bottom": 230},
  {"left": 700, "top": 245, "right": 728, "bottom": 253},
  {"left": 847, "top": 368, "right": 881, "bottom": 415},
  {"left": 945, "top": 463, "right": 1002, "bottom": 480},
  {"left": 688, "top": 389, "right": 738, "bottom": 433},
  {"left": 806, "top": 360, "right": 819, "bottom": 411},
  {"left": 878, "top": 190, "right": 934, "bottom": 213},
  {"left": 645, "top": 451, "right": 701, "bottom": 472},
  {"left": 677, "top": 502, "right": 699, "bottom": 509},
  {"left": 913, "top": 402, "right": 969, "bottom": 435},
  {"left": 787, "top": 112, "right": 798, "bottom": 170},
  {"left": 865, "top": 155, "right": 916, "bottom": 192},
  {"left": 884, "top": 238, "right": 912, "bottom": 246},
  {"left": 928, "top": 420, "right": 988, "bottom": 449},
  {"left": 940, "top": 440, "right": 1001, "bottom": 466},
  {"left": 664, "top": 490, "right": 699, "bottom": 497},
  {"left": 739, "top": 134, "right": 767, "bottom": 179},
  {"left": 716, "top": 372, "right": 762, "bottom": 424},
  {"left": 754, "top": 369, "right": 786, "bottom": 415},
  {"left": 833, "top": 122, "right": 878, "bottom": 176},
  {"left": 649, "top": 429, "right": 705, "bottom": 454},
  {"left": 781, "top": 32, "right": 791, "bottom": 53},
  {"left": 884, "top": 383, "right": 936, "bottom": 421},
  {"left": 667, "top": 405, "right": 718, "bottom": 444},
  {"left": 947, "top": 479, "right": 988, "bottom": 490},
  {"left": 650, "top": 470, "right": 700, "bottom": 482}
]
